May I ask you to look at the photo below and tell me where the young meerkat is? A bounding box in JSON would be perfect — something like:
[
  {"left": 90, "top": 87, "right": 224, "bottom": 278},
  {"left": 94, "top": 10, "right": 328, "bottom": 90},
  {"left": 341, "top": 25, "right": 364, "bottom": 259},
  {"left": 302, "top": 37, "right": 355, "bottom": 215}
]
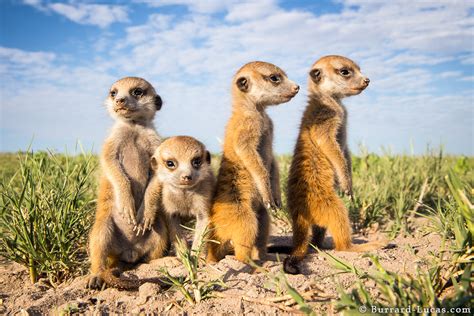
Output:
[
  {"left": 283, "top": 55, "right": 385, "bottom": 274},
  {"left": 134, "top": 136, "right": 215, "bottom": 253},
  {"left": 87, "top": 77, "right": 169, "bottom": 290},
  {"left": 207, "top": 61, "right": 300, "bottom": 264}
]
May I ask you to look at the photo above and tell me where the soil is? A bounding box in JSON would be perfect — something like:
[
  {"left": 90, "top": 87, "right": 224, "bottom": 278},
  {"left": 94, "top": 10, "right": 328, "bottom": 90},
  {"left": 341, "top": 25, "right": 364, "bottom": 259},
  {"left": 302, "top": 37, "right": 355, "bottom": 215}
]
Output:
[{"left": 0, "top": 219, "right": 443, "bottom": 315}]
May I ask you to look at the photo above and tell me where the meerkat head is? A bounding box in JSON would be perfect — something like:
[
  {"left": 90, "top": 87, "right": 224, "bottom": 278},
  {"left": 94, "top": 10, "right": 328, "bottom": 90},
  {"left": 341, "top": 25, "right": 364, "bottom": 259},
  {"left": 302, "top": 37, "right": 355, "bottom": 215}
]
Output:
[
  {"left": 232, "top": 61, "right": 300, "bottom": 107},
  {"left": 308, "top": 55, "right": 370, "bottom": 99},
  {"left": 105, "top": 77, "right": 162, "bottom": 123},
  {"left": 151, "top": 136, "right": 211, "bottom": 189}
]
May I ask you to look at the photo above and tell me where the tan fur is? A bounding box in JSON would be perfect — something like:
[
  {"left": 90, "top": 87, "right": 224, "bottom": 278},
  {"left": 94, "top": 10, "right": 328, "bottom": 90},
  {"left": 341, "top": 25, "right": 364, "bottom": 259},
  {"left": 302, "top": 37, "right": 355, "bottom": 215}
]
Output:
[
  {"left": 207, "top": 61, "right": 299, "bottom": 263},
  {"left": 87, "top": 77, "right": 169, "bottom": 289},
  {"left": 284, "top": 56, "right": 385, "bottom": 274},
  {"left": 135, "top": 136, "right": 215, "bottom": 253}
]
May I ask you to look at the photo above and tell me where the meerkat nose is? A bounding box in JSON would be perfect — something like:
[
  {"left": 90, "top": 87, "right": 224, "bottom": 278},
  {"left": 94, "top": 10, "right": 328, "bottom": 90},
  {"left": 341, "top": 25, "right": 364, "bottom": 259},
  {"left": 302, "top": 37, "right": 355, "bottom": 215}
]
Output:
[
  {"left": 294, "top": 85, "right": 300, "bottom": 92},
  {"left": 115, "top": 97, "right": 126, "bottom": 105},
  {"left": 364, "top": 78, "right": 370, "bottom": 85},
  {"left": 181, "top": 175, "right": 193, "bottom": 181}
]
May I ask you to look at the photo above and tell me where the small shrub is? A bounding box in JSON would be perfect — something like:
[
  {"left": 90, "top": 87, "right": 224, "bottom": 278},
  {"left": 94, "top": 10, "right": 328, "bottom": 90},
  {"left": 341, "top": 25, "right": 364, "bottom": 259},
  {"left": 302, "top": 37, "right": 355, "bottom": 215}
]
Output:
[{"left": 0, "top": 150, "right": 97, "bottom": 285}]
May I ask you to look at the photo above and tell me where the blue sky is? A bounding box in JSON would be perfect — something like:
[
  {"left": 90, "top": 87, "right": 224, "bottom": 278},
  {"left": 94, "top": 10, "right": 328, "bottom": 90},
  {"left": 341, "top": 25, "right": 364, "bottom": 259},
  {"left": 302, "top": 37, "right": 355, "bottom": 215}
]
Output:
[{"left": 0, "top": 0, "right": 473, "bottom": 155}]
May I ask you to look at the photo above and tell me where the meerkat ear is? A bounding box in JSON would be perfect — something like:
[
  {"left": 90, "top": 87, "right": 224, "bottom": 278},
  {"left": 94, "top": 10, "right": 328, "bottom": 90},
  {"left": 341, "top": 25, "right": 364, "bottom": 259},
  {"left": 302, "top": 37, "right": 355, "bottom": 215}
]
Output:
[
  {"left": 154, "top": 95, "right": 163, "bottom": 111},
  {"left": 236, "top": 76, "right": 249, "bottom": 92},
  {"left": 309, "top": 69, "right": 321, "bottom": 83},
  {"left": 150, "top": 156, "right": 159, "bottom": 170},
  {"left": 205, "top": 150, "right": 211, "bottom": 164}
]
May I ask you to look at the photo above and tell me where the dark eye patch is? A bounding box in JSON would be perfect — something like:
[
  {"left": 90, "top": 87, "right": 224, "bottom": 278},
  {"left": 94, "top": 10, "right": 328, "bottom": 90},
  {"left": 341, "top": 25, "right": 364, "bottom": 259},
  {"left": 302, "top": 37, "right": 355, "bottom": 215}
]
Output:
[
  {"left": 132, "top": 88, "right": 145, "bottom": 97},
  {"left": 165, "top": 160, "right": 177, "bottom": 169},
  {"left": 268, "top": 74, "right": 281, "bottom": 83},
  {"left": 339, "top": 68, "right": 352, "bottom": 77},
  {"left": 191, "top": 157, "right": 202, "bottom": 169},
  {"left": 110, "top": 90, "right": 117, "bottom": 97}
]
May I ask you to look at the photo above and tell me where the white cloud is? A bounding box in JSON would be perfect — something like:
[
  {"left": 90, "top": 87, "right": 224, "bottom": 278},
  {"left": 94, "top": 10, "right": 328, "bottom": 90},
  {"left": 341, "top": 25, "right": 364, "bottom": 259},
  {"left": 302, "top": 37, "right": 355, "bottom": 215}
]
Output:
[
  {"left": 460, "top": 76, "right": 474, "bottom": 82},
  {"left": 225, "top": 0, "right": 279, "bottom": 22},
  {"left": 438, "top": 71, "right": 462, "bottom": 78},
  {"left": 22, "top": 1, "right": 129, "bottom": 28},
  {"left": 0, "top": 47, "right": 55, "bottom": 66},
  {"left": 22, "top": 0, "right": 42, "bottom": 7},
  {"left": 3, "top": 0, "right": 474, "bottom": 154},
  {"left": 134, "top": 0, "right": 235, "bottom": 14}
]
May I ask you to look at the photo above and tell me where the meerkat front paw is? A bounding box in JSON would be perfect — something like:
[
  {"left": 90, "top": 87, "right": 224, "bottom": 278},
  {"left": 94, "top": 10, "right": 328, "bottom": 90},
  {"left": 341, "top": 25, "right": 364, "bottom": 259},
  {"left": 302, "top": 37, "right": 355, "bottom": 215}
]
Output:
[
  {"left": 274, "top": 195, "right": 282, "bottom": 209},
  {"left": 339, "top": 177, "right": 353, "bottom": 199},
  {"left": 86, "top": 274, "right": 105, "bottom": 290},
  {"left": 118, "top": 199, "right": 136, "bottom": 225},
  {"left": 263, "top": 196, "right": 279, "bottom": 212},
  {"left": 134, "top": 213, "right": 155, "bottom": 236},
  {"left": 343, "top": 179, "right": 353, "bottom": 200}
]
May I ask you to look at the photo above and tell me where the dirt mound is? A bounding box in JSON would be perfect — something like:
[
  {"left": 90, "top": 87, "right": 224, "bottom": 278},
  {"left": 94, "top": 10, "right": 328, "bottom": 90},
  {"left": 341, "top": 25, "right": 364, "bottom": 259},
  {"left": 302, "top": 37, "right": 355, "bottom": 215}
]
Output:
[{"left": 1, "top": 228, "right": 442, "bottom": 315}]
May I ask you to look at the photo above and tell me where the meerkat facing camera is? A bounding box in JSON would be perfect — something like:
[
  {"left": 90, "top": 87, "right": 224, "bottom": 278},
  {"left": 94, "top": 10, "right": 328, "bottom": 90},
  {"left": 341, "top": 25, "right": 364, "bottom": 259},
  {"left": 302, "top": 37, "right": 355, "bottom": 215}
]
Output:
[
  {"left": 207, "top": 61, "right": 300, "bottom": 264},
  {"left": 87, "top": 77, "right": 169, "bottom": 290},
  {"left": 283, "top": 56, "right": 385, "bottom": 274},
  {"left": 135, "top": 136, "right": 215, "bottom": 253}
]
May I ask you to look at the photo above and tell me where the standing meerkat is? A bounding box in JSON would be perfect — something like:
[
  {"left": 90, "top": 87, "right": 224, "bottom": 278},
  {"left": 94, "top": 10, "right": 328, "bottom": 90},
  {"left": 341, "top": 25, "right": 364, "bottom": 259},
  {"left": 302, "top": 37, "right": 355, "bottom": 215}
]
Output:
[
  {"left": 284, "top": 55, "right": 385, "bottom": 274},
  {"left": 134, "top": 136, "right": 215, "bottom": 253},
  {"left": 87, "top": 77, "right": 169, "bottom": 289},
  {"left": 207, "top": 61, "right": 300, "bottom": 264}
]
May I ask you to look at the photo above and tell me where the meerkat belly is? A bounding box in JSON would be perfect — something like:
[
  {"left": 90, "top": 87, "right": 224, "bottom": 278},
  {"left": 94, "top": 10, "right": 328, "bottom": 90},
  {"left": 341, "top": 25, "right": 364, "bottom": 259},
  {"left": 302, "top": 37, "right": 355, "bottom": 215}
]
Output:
[
  {"left": 120, "top": 139, "right": 151, "bottom": 207},
  {"left": 216, "top": 155, "right": 256, "bottom": 203},
  {"left": 291, "top": 134, "right": 334, "bottom": 194},
  {"left": 109, "top": 216, "right": 146, "bottom": 260}
]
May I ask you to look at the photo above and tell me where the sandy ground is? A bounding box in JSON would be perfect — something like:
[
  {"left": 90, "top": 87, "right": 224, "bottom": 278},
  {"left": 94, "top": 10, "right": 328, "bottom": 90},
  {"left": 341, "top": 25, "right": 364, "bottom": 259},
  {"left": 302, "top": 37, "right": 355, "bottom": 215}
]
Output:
[{"left": 1, "top": 221, "right": 443, "bottom": 315}]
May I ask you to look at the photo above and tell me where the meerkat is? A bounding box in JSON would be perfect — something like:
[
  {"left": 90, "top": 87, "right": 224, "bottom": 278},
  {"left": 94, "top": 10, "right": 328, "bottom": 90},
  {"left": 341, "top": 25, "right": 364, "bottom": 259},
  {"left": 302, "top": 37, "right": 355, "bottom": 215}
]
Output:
[
  {"left": 283, "top": 55, "right": 385, "bottom": 274},
  {"left": 207, "top": 61, "right": 300, "bottom": 264},
  {"left": 134, "top": 136, "right": 215, "bottom": 253},
  {"left": 87, "top": 77, "right": 169, "bottom": 290}
]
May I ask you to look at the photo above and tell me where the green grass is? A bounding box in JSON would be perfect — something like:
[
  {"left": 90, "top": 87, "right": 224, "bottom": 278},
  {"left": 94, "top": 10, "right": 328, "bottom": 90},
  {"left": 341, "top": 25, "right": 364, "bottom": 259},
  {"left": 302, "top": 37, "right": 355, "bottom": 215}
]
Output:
[
  {"left": 0, "top": 150, "right": 97, "bottom": 285},
  {"left": 275, "top": 149, "right": 473, "bottom": 236},
  {"left": 323, "top": 170, "right": 473, "bottom": 315},
  {"left": 0, "top": 148, "right": 472, "bottom": 295},
  {"left": 158, "top": 227, "right": 225, "bottom": 305}
]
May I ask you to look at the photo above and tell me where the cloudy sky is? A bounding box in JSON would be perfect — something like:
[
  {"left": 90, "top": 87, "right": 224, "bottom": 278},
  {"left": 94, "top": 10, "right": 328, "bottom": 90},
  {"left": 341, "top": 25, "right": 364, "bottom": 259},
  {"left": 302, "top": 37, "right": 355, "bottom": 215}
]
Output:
[{"left": 0, "top": 0, "right": 473, "bottom": 155}]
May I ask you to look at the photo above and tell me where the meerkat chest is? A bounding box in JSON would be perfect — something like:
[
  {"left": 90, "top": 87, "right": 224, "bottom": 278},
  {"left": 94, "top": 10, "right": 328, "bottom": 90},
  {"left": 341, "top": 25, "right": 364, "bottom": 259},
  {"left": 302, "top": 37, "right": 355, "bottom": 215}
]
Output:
[
  {"left": 162, "top": 186, "right": 202, "bottom": 217},
  {"left": 114, "top": 126, "right": 159, "bottom": 202},
  {"left": 119, "top": 135, "right": 150, "bottom": 175},
  {"left": 257, "top": 116, "right": 274, "bottom": 167}
]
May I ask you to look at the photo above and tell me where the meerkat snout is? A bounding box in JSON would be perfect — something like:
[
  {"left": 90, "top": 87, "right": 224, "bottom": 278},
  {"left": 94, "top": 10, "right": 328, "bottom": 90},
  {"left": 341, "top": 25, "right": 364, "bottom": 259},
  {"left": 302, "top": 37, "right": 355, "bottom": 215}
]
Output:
[
  {"left": 180, "top": 174, "right": 193, "bottom": 185},
  {"left": 114, "top": 97, "right": 127, "bottom": 109},
  {"left": 363, "top": 77, "right": 370, "bottom": 88}
]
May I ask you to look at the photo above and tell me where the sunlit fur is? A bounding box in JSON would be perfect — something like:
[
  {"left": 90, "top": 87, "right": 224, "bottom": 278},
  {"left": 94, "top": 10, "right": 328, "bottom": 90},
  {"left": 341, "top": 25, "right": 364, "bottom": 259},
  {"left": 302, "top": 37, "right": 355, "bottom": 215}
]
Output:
[
  {"left": 207, "top": 61, "right": 300, "bottom": 264},
  {"left": 136, "top": 136, "right": 215, "bottom": 253},
  {"left": 87, "top": 77, "right": 168, "bottom": 289},
  {"left": 284, "top": 56, "right": 385, "bottom": 275}
]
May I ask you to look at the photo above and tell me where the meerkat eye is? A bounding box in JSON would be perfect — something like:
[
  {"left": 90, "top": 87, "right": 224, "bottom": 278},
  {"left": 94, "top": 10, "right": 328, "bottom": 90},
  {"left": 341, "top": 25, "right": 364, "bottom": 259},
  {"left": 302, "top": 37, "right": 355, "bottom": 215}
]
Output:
[
  {"left": 191, "top": 157, "right": 202, "bottom": 169},
  {"left": 133, "top": 88, "right": 144, "bottom": 97},
  {"left": 339, "top": 69, "right": 351, "bottom": 77},
  {"left": 165, "top": 160, "right": 176, "bottom": 169},
  {"left": 110, "top": 90, "right": 117, "bottom": 97},
  {"left": 269, "top": 74, "right": 281, "bottom": 83}
]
